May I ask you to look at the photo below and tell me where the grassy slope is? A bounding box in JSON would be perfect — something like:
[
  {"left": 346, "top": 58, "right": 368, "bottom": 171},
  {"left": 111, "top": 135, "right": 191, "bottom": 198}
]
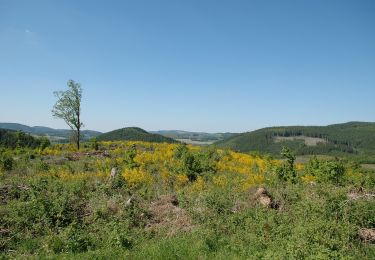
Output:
[
  {"left": 215, "top": 122, "right": 375, "bottom": 158},
  {"left": 97, "top": 127, "right": 178, "bottom": 143}
]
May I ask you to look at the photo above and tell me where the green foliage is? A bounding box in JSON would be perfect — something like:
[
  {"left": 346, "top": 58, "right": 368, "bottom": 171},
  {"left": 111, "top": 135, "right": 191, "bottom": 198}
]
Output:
[
  {"left": 0, "top": 129, "right": 50, "bottom": 149},
  {"left": 97, "top": 127, "right": 177, "bottom": 143},
  {"left": 39, "top": 137, "right": 51, "bottom": 150},
  {"left": 174, "top": 145, "right": 220, "bottom": 181},
  {"left": 52, "top": 79, "right": 83, "bottom": 150},
  {"left": 36, "top": 160, "right": 50, "bottom": 172},
  {"left": 317, "top": 160, "right": 345, "bottom": 185},
  {"left": 276, "top": 147, "right": 297, "bottom": 183},
  {"left": 111, "top": 171, "right": 127, "bottom": 189},
  {"left": 89, "top": 137, "right": 99, "bottom": 151},
  {"left": 123, "top": 145, "right": 138, "bottom": 169},
  {"left": 305, "top": 157, "right": 346, "bottom": 185},
  {"left": 47, "top": 224, "right": 95, "bottom": 253},
  {"left": 0, "top": 152, "right": 14, "bottom": 171},
  {"left": 304, "top": 155, "right": 320, "bottom": 176}
]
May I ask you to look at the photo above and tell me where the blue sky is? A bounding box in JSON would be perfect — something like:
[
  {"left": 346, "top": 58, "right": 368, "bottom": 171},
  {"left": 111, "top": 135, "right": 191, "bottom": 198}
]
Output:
[{"left": 0, "top": 0, "right": 374, "bottom": 133}]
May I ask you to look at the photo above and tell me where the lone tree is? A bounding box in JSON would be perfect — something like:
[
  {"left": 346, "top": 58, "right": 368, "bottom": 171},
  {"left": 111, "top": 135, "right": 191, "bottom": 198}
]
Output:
[{"left": 52, "top": 80, "right": 83, "bottom": 150}]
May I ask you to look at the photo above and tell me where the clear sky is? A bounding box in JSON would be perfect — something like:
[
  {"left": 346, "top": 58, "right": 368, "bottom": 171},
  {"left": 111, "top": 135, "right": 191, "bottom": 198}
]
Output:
[{"left": 0, "top": 0, "right": 374, "bottom": 133}]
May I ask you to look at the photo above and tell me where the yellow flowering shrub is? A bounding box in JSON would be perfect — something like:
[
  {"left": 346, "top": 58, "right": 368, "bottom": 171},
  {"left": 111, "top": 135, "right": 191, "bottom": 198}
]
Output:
[
  {"left": 175, "top": 174, "right": 189, "bottom": 187},
  {"left": 34, "top": 141, "right": 287, "bottom": 192},
  {"left": 301, "top": 174, "right": 316, "bottom": 183},
  {"left": 296, "top": 163, "right": 304, "bottom": 171},
  {"left": 241, "top": 174, "right": 265, "bottom": 191},
  {"left": 189, "top": 176, "right": 205, "bottom": 193},
  {"left": 217, "top": 151, "right": 267, "bottom": 175},
  {"left": 122, "top": 168, "right": 152, "bottom": 188}
]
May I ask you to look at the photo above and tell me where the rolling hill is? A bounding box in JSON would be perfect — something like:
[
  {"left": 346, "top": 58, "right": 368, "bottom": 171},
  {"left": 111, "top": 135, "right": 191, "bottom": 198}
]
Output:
[
  {"left": 0, "top": 123, "right": 102, "bottom": 142},
  {"left": 97, "top": 127, "right": 178, "bottom": 143},
  {"left": 214, "top": 122, "right": 375, "bottom": 160}
]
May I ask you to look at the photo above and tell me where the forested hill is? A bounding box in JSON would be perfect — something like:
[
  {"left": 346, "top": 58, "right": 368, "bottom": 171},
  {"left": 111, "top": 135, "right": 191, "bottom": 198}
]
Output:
[
  {"left": 96, "top": 127, "right": 178, "bottom": 143},
  {"left": 215, "top": 122, "right": 375, "bottom": 158}
]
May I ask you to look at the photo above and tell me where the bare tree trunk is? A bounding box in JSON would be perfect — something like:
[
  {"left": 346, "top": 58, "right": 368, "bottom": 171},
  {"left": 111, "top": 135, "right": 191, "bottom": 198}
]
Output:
[
  {"left": 77, "top": 128, "right": 80, "bottom": 150},
  {"left": 77, "top": 114, "right": 81, "bottom": 150}
]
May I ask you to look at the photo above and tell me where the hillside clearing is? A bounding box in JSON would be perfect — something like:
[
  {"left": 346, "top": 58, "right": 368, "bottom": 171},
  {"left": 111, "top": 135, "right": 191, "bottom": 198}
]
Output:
[{"left": 274, "top": 135, "right": 327, "bottom": 146}]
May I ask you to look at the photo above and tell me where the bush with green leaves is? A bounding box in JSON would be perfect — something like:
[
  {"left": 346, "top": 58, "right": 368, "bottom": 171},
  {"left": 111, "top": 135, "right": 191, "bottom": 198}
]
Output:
[
  {"left": 123, "top": 145, "right": 138, "bottom": 169},
  {"left": 0, "top": 152, "right": 14, "bottom": 171},
  {"left": 89, "top": 137, "right": 99, "bottom": 151},
  {"left": 304, "top": 157, "right": 346, "bottom": 185},
  {"left": 174, "top": 144, "right": 220, "bottom": 181},
  {"left": 275, "top": 147, "right": 297, "bottom": 183},
  {"left": 0, "top": 129, "right": 50, "bottom": 149}
]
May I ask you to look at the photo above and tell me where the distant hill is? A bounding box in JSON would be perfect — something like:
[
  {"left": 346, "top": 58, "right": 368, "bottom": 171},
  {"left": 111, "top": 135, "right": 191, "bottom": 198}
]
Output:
[
  {"left": 0, "top": 123, "right": 101, "bottom": 142},
  {"left": 151, "top": 130, "right": 237, "bottom": 144},
  {"left": 215, "top": 122, "right": 375, "bottom": 159},
  {"left": 97, "top": 127, "right": 178, "bottom": 143}
]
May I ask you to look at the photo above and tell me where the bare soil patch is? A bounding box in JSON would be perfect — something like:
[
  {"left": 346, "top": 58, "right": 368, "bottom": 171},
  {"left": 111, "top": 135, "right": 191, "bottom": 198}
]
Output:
[
  {"left": 232, "top": 187, "right": 278, "bottom": 213},
  {"left": 359, "top": 228, "right": 375, "bottom": 243},
  {"left": 146, "top": 195, "right": 193, "bottom": 236}
]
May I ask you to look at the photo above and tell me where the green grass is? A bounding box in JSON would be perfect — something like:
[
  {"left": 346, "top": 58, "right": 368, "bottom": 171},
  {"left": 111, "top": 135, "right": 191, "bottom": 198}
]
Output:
[{"left": 2, "top": 179, "right": 374, "bottom": 259}]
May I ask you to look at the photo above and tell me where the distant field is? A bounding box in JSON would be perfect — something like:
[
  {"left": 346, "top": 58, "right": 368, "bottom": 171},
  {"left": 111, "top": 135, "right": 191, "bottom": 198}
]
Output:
[
  {"left": 362, "top": 164, "right": 375, "bottom": 170},
  {"left": 32, "top": 134, "right": 67, "bottom": 142},
  {"left": 297, "top": 157, "right": 375, "bottom": 171},
  {"left": 176, "top": 138, "right": 216, "bottom": 145},
  {"left": 152, "top": 130, "right": 237, "bottom": 143},
  {"left": 275, "top": 136, "right": 327, "bottom": 146},
  {"left": 295, "top": 155, "right": 334, "bottom": 164}
]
